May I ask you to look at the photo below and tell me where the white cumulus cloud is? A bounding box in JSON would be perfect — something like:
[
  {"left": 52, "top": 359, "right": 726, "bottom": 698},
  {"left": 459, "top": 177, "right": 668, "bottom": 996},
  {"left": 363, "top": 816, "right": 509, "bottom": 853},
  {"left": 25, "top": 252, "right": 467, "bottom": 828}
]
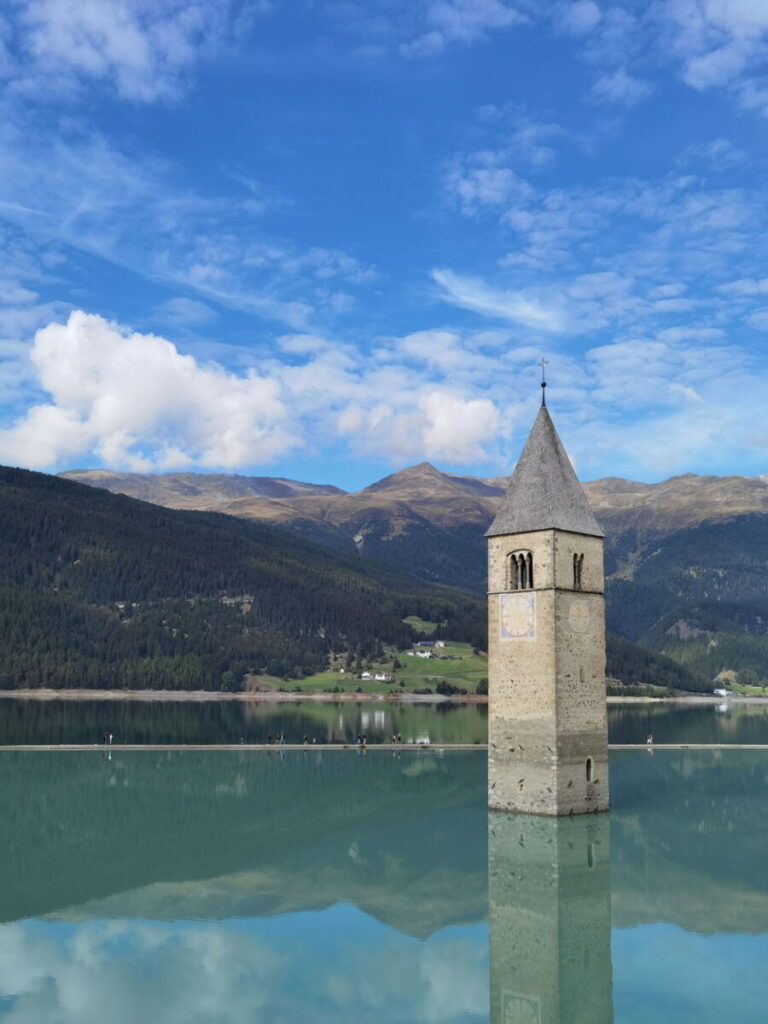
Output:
[
  {"left": 0, "top": 310, "right": 512, "bottom": 472},
  {"left": 0, "top": 311, "right": 296, "bottom": 471}
]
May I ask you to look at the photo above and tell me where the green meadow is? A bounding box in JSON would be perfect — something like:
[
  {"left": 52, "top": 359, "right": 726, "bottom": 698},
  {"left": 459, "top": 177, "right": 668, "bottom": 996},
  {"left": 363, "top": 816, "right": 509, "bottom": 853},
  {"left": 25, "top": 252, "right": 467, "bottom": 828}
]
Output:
[{"left": 253, "top": 640, "right": 488, "bottom": 695}]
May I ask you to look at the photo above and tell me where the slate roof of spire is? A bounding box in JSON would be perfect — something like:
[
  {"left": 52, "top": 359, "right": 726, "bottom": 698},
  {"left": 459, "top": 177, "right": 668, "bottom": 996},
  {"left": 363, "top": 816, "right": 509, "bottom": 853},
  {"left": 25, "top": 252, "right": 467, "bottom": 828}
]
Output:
[{"left": 486, "top": 405, "right": 604, "bottom": 538}]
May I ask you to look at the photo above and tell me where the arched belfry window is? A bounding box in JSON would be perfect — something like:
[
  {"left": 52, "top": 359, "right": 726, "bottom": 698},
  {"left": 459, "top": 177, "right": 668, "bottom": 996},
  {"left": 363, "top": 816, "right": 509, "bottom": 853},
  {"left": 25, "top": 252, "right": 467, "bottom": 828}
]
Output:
[
  {"left": 508, "top": 551, "right": 534, "bottom": 591},
  {"left": 573, "top": 553, "right": 584, "bottom": 590}
]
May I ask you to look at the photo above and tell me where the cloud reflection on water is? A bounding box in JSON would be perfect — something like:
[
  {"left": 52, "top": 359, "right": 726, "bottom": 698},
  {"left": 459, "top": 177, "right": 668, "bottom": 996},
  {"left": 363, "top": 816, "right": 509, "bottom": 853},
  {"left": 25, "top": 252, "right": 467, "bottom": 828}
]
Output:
[{"left": 0, "top": 911, "right": 488, "bottom": 1024}]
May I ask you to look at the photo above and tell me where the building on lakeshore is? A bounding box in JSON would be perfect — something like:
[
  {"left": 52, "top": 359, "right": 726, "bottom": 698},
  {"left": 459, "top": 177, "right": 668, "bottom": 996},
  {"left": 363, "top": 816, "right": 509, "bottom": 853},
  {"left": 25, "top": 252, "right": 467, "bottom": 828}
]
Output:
[{"left": 486, "top": 399, "right": 609, "bottom": 815}]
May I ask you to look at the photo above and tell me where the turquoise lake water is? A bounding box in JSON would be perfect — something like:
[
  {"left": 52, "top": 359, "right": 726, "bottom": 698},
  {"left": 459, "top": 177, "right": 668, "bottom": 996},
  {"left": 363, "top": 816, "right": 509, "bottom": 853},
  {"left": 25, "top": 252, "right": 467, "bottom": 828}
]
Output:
[
  {"left": 3, "top": 696, "right": 768, "bottom": 745},
  {"left": 1, "top": 747, "right": 767, "bottom": 1022}
]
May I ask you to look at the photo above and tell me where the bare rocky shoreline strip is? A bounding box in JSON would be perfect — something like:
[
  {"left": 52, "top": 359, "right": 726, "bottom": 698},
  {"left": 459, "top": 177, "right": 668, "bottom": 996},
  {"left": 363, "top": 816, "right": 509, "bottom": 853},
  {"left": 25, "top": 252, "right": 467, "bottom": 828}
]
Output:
[
  {"left": 2, "top": 742, "right": 768, "bottom": 751},
  {"left": 0, "top": 688, "right": 484, "bottom": 704},
  {"left": 1, "top": 688, "right": 768, "bottom": 706}
]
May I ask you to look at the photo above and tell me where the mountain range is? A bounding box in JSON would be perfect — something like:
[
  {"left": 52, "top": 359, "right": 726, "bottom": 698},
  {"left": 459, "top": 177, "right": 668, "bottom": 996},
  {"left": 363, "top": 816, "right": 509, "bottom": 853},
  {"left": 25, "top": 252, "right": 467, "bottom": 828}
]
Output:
[
  {"left": 61, "top": 463, "right": 768, "bottom": 575},
  {"left": 0, "top": 463, "right": 698, "bottom": 693},
  {"left": 62, "top": 464, "right": 768, "bottom": 684}
]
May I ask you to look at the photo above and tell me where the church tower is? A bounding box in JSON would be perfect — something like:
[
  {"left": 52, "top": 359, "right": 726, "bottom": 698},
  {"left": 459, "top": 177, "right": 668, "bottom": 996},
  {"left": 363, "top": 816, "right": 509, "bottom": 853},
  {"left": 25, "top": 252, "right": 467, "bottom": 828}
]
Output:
[{"left": 486, "top": 393, "right": 609, "bottom": 815}]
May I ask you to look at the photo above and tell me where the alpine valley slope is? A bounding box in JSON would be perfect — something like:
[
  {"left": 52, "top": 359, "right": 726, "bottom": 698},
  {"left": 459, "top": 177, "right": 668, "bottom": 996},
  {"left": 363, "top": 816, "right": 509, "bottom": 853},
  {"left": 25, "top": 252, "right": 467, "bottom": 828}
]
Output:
[
  {"left": 63, "top": 465, "right": 768, "bottom": 685},
  {"left": 0, "top": 465, "right": 486, "bottom": 691},
  {"left": 1, "top": 464, "right": 699, "bottom": 693}
]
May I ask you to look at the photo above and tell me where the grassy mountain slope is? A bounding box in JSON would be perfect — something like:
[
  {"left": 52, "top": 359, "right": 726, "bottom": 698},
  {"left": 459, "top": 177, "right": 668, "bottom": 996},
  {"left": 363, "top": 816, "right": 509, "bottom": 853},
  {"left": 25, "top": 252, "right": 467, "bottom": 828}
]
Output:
[{"left": 0, "top": 466, "right": 485, "bottom": 690}]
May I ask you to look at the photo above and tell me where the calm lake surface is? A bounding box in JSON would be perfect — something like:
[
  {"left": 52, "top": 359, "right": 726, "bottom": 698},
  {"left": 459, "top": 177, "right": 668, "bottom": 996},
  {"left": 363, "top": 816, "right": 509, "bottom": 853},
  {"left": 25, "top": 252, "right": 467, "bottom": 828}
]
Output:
[
  {"left": 3, "top": 696, "right": 768, "bottom": 745},
  {"left": 1, "top": 747, "right": 766, "bottom": 1022},
  {"left": 0, "top": 698, "right": 488, "bottom": 745}
]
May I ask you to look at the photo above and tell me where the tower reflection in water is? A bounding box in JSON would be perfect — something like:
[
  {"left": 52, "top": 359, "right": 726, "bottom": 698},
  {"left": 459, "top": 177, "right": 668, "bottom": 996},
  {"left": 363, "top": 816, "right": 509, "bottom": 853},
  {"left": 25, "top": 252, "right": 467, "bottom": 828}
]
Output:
[{"left": 489, "top": 813, "right": 612, "bottom": 1024}]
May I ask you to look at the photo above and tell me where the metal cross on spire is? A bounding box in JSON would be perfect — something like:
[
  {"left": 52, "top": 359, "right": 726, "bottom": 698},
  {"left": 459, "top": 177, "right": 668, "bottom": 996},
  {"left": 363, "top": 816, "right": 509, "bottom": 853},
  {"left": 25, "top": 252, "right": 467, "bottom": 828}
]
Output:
[{"left": 538, "top": 357, "right": 548, "bottom": 406}]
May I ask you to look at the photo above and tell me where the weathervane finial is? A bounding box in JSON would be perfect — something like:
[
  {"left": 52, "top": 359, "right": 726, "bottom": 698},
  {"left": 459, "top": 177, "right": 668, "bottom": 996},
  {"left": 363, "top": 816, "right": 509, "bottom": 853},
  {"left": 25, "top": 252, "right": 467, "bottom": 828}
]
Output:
[{"left": 538, "top": 357, "right": 548, "bottom": 406}]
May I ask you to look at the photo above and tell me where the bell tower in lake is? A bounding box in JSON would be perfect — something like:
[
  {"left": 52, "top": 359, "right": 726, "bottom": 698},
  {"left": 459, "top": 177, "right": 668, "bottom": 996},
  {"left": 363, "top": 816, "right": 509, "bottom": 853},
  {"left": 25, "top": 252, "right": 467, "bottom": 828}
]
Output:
[{"left": 486, "top": 381, "right": 609, "bottom": 815}]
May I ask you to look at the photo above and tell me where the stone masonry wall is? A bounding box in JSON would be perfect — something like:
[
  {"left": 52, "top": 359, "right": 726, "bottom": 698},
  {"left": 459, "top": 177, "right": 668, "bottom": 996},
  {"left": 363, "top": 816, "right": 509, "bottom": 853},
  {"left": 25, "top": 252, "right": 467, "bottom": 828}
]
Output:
[{"left": 488, "top": 530, "right": 609, "bottom": 815}]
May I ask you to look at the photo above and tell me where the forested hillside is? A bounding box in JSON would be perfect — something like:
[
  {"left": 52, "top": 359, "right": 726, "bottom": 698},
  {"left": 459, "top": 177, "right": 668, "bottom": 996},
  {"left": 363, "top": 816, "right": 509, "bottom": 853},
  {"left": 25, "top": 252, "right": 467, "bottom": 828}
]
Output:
[
  {"left": 0, "top": 466, "right": 485, "bottom": 690},
  {"left": 606, "top": 515, "right": 768, "bottom": 685},
  {"left": 64, "top": 464, "right": 768, "bottom": 684},
  {"left": 0, "top": 464, "right": 706, "bottom": 692},
  {"left": 605, "top": 633, "right": 704, "bottom": 692}
]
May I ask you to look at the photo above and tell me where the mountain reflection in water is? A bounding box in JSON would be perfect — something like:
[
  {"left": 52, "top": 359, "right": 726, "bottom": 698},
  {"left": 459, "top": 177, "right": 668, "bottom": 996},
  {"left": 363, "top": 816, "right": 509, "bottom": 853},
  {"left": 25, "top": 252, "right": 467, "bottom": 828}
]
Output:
[{"left": 1, "top": 750, "right": 768, "bottom": 1021}]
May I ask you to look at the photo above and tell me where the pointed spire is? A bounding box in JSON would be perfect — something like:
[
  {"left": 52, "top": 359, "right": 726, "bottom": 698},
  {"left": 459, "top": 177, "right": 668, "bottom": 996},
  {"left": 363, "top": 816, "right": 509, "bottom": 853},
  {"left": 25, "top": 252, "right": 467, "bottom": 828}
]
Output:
[
  {"left": 486, "top": 405, "right": 603, "bottom": 538},
  {"left": 539, "top": 357, "right": 548, "bottom": 407}
]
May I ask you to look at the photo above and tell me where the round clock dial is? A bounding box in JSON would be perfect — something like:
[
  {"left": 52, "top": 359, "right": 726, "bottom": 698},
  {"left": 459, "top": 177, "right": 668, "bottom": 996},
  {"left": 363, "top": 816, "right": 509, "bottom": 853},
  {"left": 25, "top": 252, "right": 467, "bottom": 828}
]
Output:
[
  {"left": 568, "top": 598, "right": 590, "bottom": 634},
  {"left": 500, "top": 593, "right": 535, "bottom": 638}
]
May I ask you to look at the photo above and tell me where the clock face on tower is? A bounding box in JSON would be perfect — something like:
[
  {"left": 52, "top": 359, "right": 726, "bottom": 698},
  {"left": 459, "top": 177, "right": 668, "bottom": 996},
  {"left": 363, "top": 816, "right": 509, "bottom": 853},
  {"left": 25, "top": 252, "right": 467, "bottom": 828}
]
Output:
[
  {"left": 568, "top": 597, "right": 590, "bottom": 634},
  {"left": 499, "top": 592, "right": 536, "bottom": 640},
  {"left": 502, "top": 994, "right": 540, "bottom": 1024}
]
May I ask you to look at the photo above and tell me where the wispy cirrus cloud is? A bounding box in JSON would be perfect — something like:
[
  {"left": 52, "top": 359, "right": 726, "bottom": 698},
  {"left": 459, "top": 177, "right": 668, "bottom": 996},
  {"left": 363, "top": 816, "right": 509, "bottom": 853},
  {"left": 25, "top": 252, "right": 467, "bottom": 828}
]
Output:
[
  {"left": 431, "top": 268, "right": 567, "bottom": 331},
  {"left": 549, "top": 0, "right": 768, "bottom": 115},
  {"left": 152, "top": 297, "right": 218, "bottom": 328},
  {"left": 591, "top": 67, "right": 653, "bottom": 106},
  {"left": 2, "top": 0, "right": 270, "bottom": 103},
  {"left": 0, "top": 111, "right": 376, "bottom": 331},
  {"left": 442, "top": 107, "right": 568, "bottom": 215},
  {"left": 440, "top": 137, "right": 768, "bottom": 331},
  {"left": 400, "top": 0, "right": 528, "bottom": 57},
  {"left": 276, "top": 0, "right": 768, "bottom": 118},
  {"left": 329, "top": 0, "right": 531, "bottom": 60},
  {"left": 659, "top": 0, "right": 768, "bottom": 113}
]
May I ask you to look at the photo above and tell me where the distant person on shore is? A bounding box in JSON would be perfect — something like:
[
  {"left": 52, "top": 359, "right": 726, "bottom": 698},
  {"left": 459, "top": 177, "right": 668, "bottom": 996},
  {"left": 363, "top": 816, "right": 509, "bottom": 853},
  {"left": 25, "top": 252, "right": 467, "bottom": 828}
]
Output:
[
  {"left": 101, "top": 731, "right": 107, "bottom": 745},
  {"left": 646, "top": 733, "right": 654, "bottom": 746},
  {"left": 279, "top": 732, "right": 286, "bottom": 745},
  {"left": 108, "top": 732, "right": 113, "bottom": 745}
]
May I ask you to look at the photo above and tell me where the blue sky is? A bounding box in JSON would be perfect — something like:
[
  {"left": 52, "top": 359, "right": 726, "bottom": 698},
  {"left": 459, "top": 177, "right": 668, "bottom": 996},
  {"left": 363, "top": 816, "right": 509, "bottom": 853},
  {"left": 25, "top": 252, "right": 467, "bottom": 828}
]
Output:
[{"left": 1, "top": 1, "right": 768, "bottom": 490}]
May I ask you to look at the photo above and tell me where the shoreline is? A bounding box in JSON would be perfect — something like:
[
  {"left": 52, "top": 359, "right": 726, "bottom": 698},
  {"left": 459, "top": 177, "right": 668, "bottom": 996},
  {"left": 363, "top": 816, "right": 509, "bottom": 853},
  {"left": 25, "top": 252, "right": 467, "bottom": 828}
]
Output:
[
  {"left": 0, "top": 688, "right": 767, "bottom": 706},
  {"left": 1, "top": 741, "right": 767, "bottom": 751},
  {"left": 0, "top": 687, "right": 486, "bottom": 704}
]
